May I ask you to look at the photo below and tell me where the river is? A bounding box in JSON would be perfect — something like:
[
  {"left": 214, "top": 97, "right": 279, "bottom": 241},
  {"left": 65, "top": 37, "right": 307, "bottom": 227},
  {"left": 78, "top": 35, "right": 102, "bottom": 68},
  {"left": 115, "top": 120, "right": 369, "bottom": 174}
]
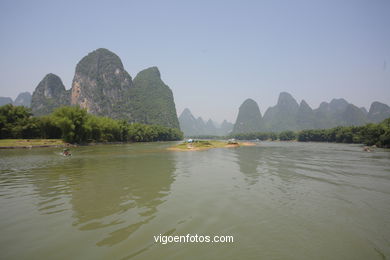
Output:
[{"left": 0, "top": 142, "right": 389, "bottom": 259}]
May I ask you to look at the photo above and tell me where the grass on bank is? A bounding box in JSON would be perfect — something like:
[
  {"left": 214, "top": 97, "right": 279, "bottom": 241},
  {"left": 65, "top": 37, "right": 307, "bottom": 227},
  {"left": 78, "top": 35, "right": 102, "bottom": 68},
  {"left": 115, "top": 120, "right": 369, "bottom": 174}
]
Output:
[
  {"left": 0, "top": 139, "right": 65, "bottom": 148},
  {"left": 168, "top": 140, "right": 255, "bottom": 151},
  {"left": 176, "top": 140, "right": 227, "bottom": 149}
]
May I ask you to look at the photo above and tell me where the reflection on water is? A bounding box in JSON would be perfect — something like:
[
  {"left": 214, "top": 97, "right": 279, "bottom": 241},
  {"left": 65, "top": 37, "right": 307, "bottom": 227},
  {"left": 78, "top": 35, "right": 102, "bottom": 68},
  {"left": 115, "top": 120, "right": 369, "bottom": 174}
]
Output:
[
  {"left": 0, "top": 142, "right": 390, "bottom": 260},
  {"left": 0, "top": 143, "right": 176, "bottom": 259},
  {"left": 234, "top": 146, "right": 262, "bottom": 185},
  {"left": 69, "top": 151, "right": 175, "bottom": 246}
]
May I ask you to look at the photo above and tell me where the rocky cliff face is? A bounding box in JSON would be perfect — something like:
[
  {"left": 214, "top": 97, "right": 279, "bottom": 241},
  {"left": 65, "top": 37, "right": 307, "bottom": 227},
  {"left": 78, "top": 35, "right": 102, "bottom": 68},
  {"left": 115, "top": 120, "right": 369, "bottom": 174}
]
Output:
[
  {"left": 69, "top": 49, "right": 180, "bottom": 128},
  {"left": 233, "top": 98, "right": 263, "bottom": 133},
  {"left": 70, "top": 48, "right": 133, "bottom": 118},
  {"left": 13, "top": 92, "right": 32, "bottom": 107},
  {"left": 31, "top": 73, "right": 70, "bottom": 116},
  {"left": 130, "top": 67, "right": 180, "bottom": 129},
  {"left": 27, "top": 48, "right": 180, "bottom": 129}
]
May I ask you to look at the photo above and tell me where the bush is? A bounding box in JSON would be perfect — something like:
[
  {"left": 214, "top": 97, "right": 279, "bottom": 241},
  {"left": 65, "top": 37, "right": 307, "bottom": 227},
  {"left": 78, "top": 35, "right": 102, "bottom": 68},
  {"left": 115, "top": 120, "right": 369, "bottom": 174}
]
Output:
[
  {"left": 0, "top": 104, "right": 183, "bottom": 144},
  {"left": 297, "top": 119, "right": 390, "bottom": 147},
  {"left": 279, "top": 131, "right": 296, "bottom": 141}
]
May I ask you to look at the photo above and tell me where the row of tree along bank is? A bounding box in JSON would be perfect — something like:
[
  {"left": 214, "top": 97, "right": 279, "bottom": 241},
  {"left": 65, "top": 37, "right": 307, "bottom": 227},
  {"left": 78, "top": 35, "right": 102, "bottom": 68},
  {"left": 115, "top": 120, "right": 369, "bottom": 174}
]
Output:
[
  {"left": 189, "top": 118, "right": 390, "bottom": 148},
  {"left": 0, "top": 104, "right": 183, "bottom": 143}
]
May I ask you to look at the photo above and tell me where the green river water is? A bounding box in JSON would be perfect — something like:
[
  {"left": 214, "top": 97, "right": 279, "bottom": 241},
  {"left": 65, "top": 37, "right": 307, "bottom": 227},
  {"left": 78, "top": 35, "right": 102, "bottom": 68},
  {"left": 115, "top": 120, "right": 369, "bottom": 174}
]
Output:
[{"left": 0, "top": 142, "right": 389, "bottom": 259}]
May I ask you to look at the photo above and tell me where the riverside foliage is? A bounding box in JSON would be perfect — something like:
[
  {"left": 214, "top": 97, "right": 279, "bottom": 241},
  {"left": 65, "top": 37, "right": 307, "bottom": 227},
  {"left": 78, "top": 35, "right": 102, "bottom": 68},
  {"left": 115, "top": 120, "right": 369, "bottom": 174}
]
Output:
[
  {"left": 229, "top": 119, "right": 390, "bottom": 147},
  {"left": 0, "top": 105, "right": 183, "bottom": 143},
  {"left": 296, "top": 120, "right": 390, "bottom": 147}
]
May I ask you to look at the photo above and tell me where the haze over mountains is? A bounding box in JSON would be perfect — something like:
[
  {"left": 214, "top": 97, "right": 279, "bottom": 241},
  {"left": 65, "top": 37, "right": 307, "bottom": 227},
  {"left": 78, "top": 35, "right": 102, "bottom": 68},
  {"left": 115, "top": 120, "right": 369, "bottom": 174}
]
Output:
[
  {"left": 0, "top": 92, "right": 31, "bottom": 107},
  {"left": 231, "top": 92, "right": 390, "bottom": 134},
  {"left": 178, "top": 94, "right": 390, "bottom": 136},
  {"left": 178, "top": 92, "right": 390, "bottom": 136},
  {"left": 178, "top": 108, "right": 234, "bottom": 136},
  {"left": 1, "top": 48, "right": 390, "bottom": 135},
  {"left": 232, "top": 99, "right": 263, "bottom": 134}
]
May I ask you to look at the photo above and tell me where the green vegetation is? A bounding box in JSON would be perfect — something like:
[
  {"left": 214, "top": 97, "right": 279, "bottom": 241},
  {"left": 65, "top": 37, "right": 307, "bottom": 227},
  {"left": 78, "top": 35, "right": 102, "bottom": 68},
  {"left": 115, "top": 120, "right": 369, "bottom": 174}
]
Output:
[
  {"left": 176, "top": 140, "right": 214, "bottom": 149},
  {"left": 232, "top": 119, "right": 390, "bottom": 147},
  {"left": 170, "top": 140, "right": 234, "bottom": 151},
  {"left": 228, "top": 118, "right": 390, "bottom": 147},
  {"left": 130, "top": 67, "right": 180, "bottom": 129},
  {"left": 5, "top": 102, "right": 387, "bottom": 148},
  {"left": 0, "top": 104, "right": 42, "bottom": 139},
  {"left": 30, "top": 49, "right": 180, "bottom": 130},
  {"left": 298, "top": 119, "right": 390, "bottom": 147},
  {"left": 0, "top": 104, "right": 183, "bottom": 144},
  {"left": 278, "top": 130, "right": 296, "bottom": 141}
]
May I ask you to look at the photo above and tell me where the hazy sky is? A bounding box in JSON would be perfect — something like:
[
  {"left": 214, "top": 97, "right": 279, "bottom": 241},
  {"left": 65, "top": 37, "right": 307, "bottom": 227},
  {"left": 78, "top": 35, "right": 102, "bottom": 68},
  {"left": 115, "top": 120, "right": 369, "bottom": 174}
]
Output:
[{"left": 0, "top": 0, "right": 389, "bottom": 123}]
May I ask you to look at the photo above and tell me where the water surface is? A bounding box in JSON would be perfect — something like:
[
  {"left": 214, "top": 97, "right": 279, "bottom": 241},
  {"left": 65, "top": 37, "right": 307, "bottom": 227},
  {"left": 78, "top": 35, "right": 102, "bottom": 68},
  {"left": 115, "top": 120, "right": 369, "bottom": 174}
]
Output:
[{"left": 0, "top": 142, "right": 389, "bottom": 259}]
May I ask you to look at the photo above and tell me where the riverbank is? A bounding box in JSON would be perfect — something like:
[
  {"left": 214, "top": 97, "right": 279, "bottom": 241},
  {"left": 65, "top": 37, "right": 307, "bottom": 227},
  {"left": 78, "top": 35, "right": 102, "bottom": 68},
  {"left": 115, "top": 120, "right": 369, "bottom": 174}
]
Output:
[
  {"left": 0, "top": 139, "right": 68, "bottom": 149},
  {"left": 0, "top": 139, "right": 139, "bottom": 149},
  {"left": 167, "top": 140, "right": 256, "bottom": 151}
]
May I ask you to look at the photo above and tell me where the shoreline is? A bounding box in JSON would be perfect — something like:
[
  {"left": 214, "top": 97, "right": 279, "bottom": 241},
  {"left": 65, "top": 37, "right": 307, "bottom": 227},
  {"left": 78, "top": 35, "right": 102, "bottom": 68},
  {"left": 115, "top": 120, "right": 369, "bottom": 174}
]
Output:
[
  {"left": 0, "top": 139, "right": 173, "bottom": 149},
  {"left": 167, "top": 141, "right": 256, "bottom": 152},
  {"left": 0, "top": 139, "right": 72, "bottom": 149},
  {"left": 0, "top": 145, "right": 68, "bottom": 149}
]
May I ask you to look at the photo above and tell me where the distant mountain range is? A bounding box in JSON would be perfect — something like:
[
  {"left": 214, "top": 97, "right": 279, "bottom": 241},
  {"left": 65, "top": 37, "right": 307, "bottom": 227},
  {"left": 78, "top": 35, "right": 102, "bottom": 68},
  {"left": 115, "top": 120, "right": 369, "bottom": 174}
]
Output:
[
  {"left": 1, "top": 49, "right": 389, "bottom": 134},
  {"left": 0, "top": 92, "right": 32, "bottom": 107},
  {"left": 180, "top": 93, "right": 390, "bottom": 136},
  {"left": 232, "top": 92, "right": 390, "bottom": 134},
  {"left": 179, "top": 108, "right": 233, "bottom": 136}
]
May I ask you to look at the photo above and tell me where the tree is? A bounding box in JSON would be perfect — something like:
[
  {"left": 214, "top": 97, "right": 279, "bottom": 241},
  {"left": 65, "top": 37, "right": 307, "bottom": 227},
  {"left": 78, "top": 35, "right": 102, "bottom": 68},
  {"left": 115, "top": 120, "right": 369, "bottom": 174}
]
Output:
[
  {"left": 0, "top": 104, "right": 37, "bottom": 138},
  {"left": 279, "top": 131, "right": 296, "bottom": 141},
  {"left": 51, "top": 106, "right": 90, "bottom": 143},
  {"left": 0, "top": 104, "right": 183, "bottom": 143}
]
